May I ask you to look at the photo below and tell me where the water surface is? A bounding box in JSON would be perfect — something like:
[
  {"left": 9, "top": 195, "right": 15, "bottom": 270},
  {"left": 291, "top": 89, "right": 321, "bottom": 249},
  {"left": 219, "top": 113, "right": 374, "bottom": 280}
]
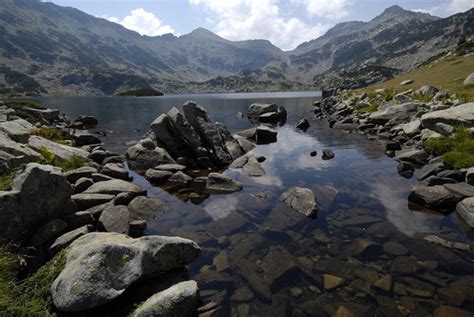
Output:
[{"left": 37, "top": 92, "right": 474, "bottom": 316}]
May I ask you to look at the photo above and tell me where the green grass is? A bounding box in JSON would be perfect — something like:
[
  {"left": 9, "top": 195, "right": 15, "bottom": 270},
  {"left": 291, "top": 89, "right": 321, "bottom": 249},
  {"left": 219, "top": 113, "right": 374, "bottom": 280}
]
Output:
[
  {"left": 0, "top": 247, "right": 66, "bottom": 317},
  {"left": 32, "top": 128, "right": 69, "bottom": 145},
  {"left": 425, "top": 127, "right": 474, "bottom": 168},
  {"left": 0, "top": 170, "right": 16, "bottom": 191},
  {"left": 38, "top": 146, "right": 87, "bottom": 172},
  {"left": 356, "top": 103, "right": 379, "bottom": 113},
  {"left": 360, "top": 53, "right": 474, "bottom": 102}
]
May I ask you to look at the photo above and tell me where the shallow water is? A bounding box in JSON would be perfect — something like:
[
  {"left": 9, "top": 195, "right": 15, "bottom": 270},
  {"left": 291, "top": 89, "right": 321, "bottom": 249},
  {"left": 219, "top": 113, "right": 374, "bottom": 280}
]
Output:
[{"left": 37, "top": 93, "right": 474, "bottom": 316}]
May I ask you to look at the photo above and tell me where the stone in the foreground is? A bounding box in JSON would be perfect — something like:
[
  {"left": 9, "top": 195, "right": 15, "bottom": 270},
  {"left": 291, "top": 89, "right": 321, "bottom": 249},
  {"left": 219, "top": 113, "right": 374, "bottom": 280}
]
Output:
[
  {"left": 421, "top": 103, "right": 474, "bottom": 130},
  {"left": 280, "top": 187, "right": 317, "bottom": 217},
  {"left": 51, "top": 232, "right": 201, "bottom": 312},
  {"left": 133, "top": 280, "right": 200, "bottom": 317},
  {"left": 408, "top": 185, "right": 459, "bottom": 212},
  {"left": 456, "top": 197, "right": 474, "bottom": 228},
  {"left": 85, "top": 179, "right": 145, "bottom": 195}
]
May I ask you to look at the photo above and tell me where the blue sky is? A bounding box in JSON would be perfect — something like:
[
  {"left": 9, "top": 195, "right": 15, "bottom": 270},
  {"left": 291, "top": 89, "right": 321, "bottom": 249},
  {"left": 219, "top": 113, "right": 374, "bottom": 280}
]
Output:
[{"left": 47, "top": 0, "right": 473, "bottom": 50}]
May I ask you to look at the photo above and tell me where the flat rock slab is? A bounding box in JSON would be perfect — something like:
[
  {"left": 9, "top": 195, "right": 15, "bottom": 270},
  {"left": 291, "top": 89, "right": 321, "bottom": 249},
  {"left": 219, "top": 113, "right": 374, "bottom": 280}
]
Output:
[
  {"left": 444, "top": 183, "right": 474, "bottom": 198},
  {"left": 98, "top": 205, "right": 130, "bottom": 234},
  {"left": 85, "top": 179, "right": 145, "bottom": 195},
  {"left": 29, "top": 135, "right": 88, "bottom": 161},
  {"left": 408, "top": 185, "right": 459, "bottom": 212},
  {"left": 206, "top": 173, "right": 242, "bottom": 194},
  {"left": 280, "top": 187, "right": 317, "bottom": 217},
  {"left": 71, "top": 193, "right": 115, "bottom": 210},
  {"left": 421, "top": 103, "right": 474, "bottom": 130},
  {"left": 51, "top": 232, "right": 201, "bottom": 312},
  {"left": 0, "top": 118, "right": 35, "bottom": 143}
]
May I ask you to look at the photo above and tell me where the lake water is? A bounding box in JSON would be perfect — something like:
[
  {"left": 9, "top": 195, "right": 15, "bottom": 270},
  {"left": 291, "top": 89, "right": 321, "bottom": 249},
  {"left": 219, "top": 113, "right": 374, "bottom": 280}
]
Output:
[{"left": 36, "top": 93, "right": 474, "bottom": 316}]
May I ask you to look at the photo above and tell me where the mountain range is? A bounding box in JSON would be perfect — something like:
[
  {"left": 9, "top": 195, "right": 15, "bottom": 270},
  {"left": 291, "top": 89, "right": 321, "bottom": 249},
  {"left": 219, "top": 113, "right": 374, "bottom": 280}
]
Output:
[{"left": 0, "top": 0, "right": 472, "bottom": 96}]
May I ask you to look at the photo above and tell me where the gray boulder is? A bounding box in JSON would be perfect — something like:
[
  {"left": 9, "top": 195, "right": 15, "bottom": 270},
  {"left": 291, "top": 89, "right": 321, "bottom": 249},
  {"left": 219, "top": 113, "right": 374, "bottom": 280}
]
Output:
[
  {"left": 150, "top": 113, "right": 194, "bottom": 160},
  {"left": 394, "top": 149, "right": 429, "bottom": 164},
  {"left": 466, "top": 167, "right": 474, "bottom": 185},
  {"left": 456, "top": 198, "right": 474, "bottom": 228},
  {"left": 31, "top": 219, "right": 68, "bottom": 247},
  {"left": 0, "top": 163, "right": 73, "bottom": 239},
  {"left": 206, "top": 173, "right": 242, "bottom": 194},
  {"left": 23, "top": 107, "right": 60, "bottom": 123},
  {"left": 256, "top": 126, "right": 277, "bottom": 144},
  {"left": 65, "top": 166, "right": 98, "bottom": 183},
  {"left": 408, "top": 185, "right": 459, "bottom": 212},
  {"left": 29, "top": 136, "right": 89, "bottom": 161},
  {"left": 71, "top": 193, "right": 115, "bottom": 210},
  {"left": 51, "top": 232, "right": 201, "bottom": 312},
  {"left": 85, "top": 179, "right": 145, "bottom": 195},
  {"left": 400, "top": 79, "right": 414, "bottom": 86},
  {"left": 248, "top": 103, "right": 287, "bottom": 123},
  {"left": 242, "top": 155, "right": 265, "bottom": 177},
  {"left": 417, "top": 85, "right": 439, "bottom": 97},
  {"left": 183, "top": 101, "right": 233, "bottom": 166},
  {"left": 72, "top": 130, "right": 101, "bottom": 146},
  {"left": 128, "top": 196, "right": 169, "bottom": 222},
  {"left": 464, "top": 73, "right": 474, "bottom": 86},
  {"left": 145, "top": 169, "right": 173, "bottom": 185},
  {"left": 421, "top": 103, "right": 474, "bottom": 130},
  {"left": 133, "top": 280, "right": 200, "bottom": 317},
  {"left": 126, "top": 139, "right": 176, "bottom": 171},
  {"left": 101, "top": 163, "right": 130, "bottom": 181},
  {"left": 74, "top": 178, "right": 94, "bottom": 193},
  {"left": 49, "top": 225, "right": 93, "bottom": 255},
  {"left": 72, "top": 115, "right": 98, "bottom": 129},
  {"left": 0, "top": 132, "right": 42, "bottom": 161},
  {"left": 155, "top": 163, "right": 186, "bottom": 172},
  {"left": 98, "top": 205, "right": 129, "bottom": 234},
  {"left": 167, "top": 107, "right": 204, "bottom": 156},
  {"left": 0, "top": 118, "right": 35, "bottom": 143},
  {"left": 400, "top": 119, "right": 421, "bottom": 136},
  {"left": 280, "top": 187, "right": 318, "bottom": 217},
  {"left": 369, "top": 102, "right": 420, "bottom": 124}
]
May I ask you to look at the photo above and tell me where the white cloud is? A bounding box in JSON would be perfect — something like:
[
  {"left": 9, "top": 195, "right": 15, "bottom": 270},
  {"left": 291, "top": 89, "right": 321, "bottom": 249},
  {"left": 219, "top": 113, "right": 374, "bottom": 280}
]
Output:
[
  {"left": 189, "top": 0, "right": 332, "bottom": 50},
  {"left": 292, "top": 0, "right": 352, "bottom": 20},
  {"left": 446, "top": 0, "right": 474, "bottom": 14},
  {"left": 104, "top": 8, "right": 175, "bottom": 37}
]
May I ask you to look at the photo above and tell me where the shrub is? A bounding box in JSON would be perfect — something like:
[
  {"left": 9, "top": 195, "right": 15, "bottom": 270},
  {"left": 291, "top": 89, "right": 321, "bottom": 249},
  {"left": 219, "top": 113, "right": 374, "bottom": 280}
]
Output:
[
  {"left": 425, "top": 127, "right": 474, "bottom": 168},
  {"left": 0, "top": 171, "right": 16, "bottom": 191}
]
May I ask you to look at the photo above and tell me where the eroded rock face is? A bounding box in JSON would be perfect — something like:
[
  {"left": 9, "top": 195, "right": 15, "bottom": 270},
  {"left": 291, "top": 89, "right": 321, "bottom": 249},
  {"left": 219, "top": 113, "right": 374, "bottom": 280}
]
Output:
[
  {"left": 133, "top": 280, "right": 200, "bottom": 317},
  {"left": 51, "top": 232, "right": 201, "bottom": 312},
  {"left": 0, "top": 163, "right": 73, "bottom": 239},
  {"left": 280, "top": 187, "right": 318, "bottom": 217},
  {"left": 421, "top": 103, "right": 474, "bottom": 130},
  {"left": 126, "top": 139, "right": 176, "bottom": 171}
]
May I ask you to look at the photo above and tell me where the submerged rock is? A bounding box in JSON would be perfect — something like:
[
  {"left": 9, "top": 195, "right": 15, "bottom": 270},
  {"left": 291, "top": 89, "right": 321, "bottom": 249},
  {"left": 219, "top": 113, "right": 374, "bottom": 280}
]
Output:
[
  {"left": 133, "top": 280, "right": 200, "bottom": 317},
  {"left": 242, "top": 154, "right": 265, "bottom": 177},
  {"left": 51, "top": 232, "right": 201, "bottom": 312},
  {"left": 280, "top": 187, "right": 317, "bottom": 217},
  {"left": 206, "top": 173, "right": 242, "bottom": 194}
]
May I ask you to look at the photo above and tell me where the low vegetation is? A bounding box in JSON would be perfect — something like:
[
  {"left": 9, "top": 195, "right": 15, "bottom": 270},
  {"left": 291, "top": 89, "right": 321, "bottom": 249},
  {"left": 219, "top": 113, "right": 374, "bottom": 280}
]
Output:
[
  {"left": 425, "top": 127, "right": 474, "bottom": 168},
  {"left": 361, "top": 52, "right": 474, "bottom": 102},
  {"left": 0, "top": 247, "right": 65, "bottom": 316},
  {"left": 32, "top": 128, "right": 70, "bottom": 145},
  {"left": 38, "top": 146, "right": 87, "bottom": 172},
  {"left": 0, "top": 170, "right": 16, "bottom": 191}
]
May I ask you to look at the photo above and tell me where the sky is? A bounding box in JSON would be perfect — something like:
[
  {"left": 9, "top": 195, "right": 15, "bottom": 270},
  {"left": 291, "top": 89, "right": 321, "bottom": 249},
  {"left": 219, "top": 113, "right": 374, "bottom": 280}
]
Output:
[{"left": 46, "top": 0, "right": 474, "bottom": 50}]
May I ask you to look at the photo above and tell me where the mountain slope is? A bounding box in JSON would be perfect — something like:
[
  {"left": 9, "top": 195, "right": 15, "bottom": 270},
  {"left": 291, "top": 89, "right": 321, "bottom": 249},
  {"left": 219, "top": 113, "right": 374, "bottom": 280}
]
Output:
[{"left": 0, "top": 0, "right": 283, "bottom": 95}]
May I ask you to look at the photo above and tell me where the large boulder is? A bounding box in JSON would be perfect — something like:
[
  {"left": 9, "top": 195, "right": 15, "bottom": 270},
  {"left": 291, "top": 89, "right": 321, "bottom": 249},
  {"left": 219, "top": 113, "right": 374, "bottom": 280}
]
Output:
[
  {"left": 256, "top": 126, "right": 277, "bottom": 144},
  {"left": 183, "top": 101, "right": 233, "bottom": 166},
  {"left": 280, "top": 187, "right": 318, "bottom": 217},
  {"left": 167, "top": 107, "right": 204, "bottom": 156},
  {"left": 456, "top": 198, "right": 474, "bottom": 228},
  {"left": 408, "top": 185, "right": 459, "bottom": 212},
  {"left": 421, "top": 103, "right": 474, "bottom": 130},
  {"left": 0, "top": 132, "right": 42, "bottom": 162},
  {"left": 98, "top": 205, "right": 129, "bottom": 234},
  {"left": 0, "top": 163, "right": 73, "bottom": 239},
  {"left": 150, "top": 113, "right": 194, "bottom": 160},
  {"left": 369, "top": 102, "right": 420, "bottom": 124},
  {"left": 23, "top": 107, "right": 60, "bottom": 123},
  {"left": 126, "top": 139, "right": 176, "bottom": 171},
  {"left": 29, "top": 136, "right": 88, "bottom": 161},
  {"left": 51, "top": 232, "right": 201, "bottom": 312},
  {"left": 133, "top": 280, "right": 200, "bottom": 317},
  {"left": 0, "top": 118, "right": 35, "bottom": 143},
  {"left": 248, "top": 103, "right": 287, "bottom": 123}
]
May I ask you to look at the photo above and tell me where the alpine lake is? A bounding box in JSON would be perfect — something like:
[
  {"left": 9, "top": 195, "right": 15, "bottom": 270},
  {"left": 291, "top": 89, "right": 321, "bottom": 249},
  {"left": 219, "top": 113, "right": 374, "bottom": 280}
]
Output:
[{"left": 36, "top": 92, "right": 474, "bottom": 316}]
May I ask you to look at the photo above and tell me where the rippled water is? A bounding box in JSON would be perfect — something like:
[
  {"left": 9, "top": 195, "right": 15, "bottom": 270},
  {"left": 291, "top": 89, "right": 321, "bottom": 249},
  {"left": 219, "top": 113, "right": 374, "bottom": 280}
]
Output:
[{"left": 37, "top": 93, "right": 474, "bottom": 316}]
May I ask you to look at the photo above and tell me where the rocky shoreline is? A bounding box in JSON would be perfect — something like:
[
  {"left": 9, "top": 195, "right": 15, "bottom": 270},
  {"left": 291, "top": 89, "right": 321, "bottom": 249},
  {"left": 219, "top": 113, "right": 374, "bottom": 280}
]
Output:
[{"left": 314, "top": 84, "right": 474, "bottom": 228}]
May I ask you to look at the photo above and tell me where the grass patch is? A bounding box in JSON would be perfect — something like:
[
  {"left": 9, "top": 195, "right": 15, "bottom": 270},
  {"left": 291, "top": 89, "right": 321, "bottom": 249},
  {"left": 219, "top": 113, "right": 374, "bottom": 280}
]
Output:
[
  {"left": 425, "top": 127, "right": 474, "bottom": 168},
  {"left": 0, "top": 170, "right": 16, "bottom": 191},
  {"left": 359, "top": 53, "right": 474, "bottom": 102},
  {"left": 357, "top": 103, "right": 379, "bottom": 113},
  {"left": 0, "top": 247, "right": 66, "bottom": 316},
  {"left": 38, "top": 146, "right": 87, "bottom": 172},
  {"left": 32, "top": 128, "right": 69, "bottom": 145}
]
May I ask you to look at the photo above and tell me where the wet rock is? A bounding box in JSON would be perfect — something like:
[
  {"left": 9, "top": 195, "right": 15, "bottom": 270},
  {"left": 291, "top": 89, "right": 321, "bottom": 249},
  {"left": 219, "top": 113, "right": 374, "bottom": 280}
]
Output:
[
  {"left": 296, "top": 118, "right": 310, "bottom": 131},
  {"left": 248, "top": 103, "right": 287, "bottom": 123},
  {"left": 423, "top": 235, "right": 470, "bottom": 252},
  {"left": 373, "top": 275, "right": 392, "bottom": 292},
  {"left": 322, "top": 149, "right": 335, "bottom": 160},
  {"left": 236, "top": 137, "right": 256, "bottom": 152},
  {"left": 324, "top": 274, "right": 343, "bottom": 290},
  {"left": 72, "top": 115, "right": 98, "bottom": 129},
  {"left": 128, "top": 196, "right": 169, "bottom": 222},
  {"left": 234, "top": 258, "right": 272, "bottom": 302},
  {"left": 417, "top": 162, "right": 444, "bottom": 181},
  {"left": 242, "top": 154, "right": 265, "bottom": 177},
  {"left": 72, "top": 130, "right": 101, "bottom": 146},
  {"left": 408, "top": 185, "right": 458, "bottom": 212},
  {"left": 444, "top": 182, "right": 474, "bottom": 198},
  {"left": 456, "top": 197, "right": 474, "bottom": 228},
  {"left": 206, "top": 173, "right": 242, "bottom": 194},
  {"left": 98, "top": 205, "right": 129, "bottom": 234},
  {"left": 403, "top": 277, "right": 435, "bottom": 298},
  {"left": 310, "top": 151, "right": 317, "bottom": 157},
  {"left": 145, "top": 169, "right": 172, "bottom": 185},
  {"left": 383, "top": 241, "right": 409, "bottom": 256},
  {"left": 51, "top": 232, "right": 201, "bottom": 312},
  {"left": 155, "top": 163, "right": 186, "bottom": 172},
  {"left": 425, "top": 176, "right": 457, "bottom": 186},
  {"left": 183, "top": 101, "right": 233, "bottom": 165},
  {"left": 398, "top": 161, "right": 415, "bottom": 178},
  {"left": 421, "top": 103, "right": 474, "bottom": 130},
  {"left": 394, "top": 149, "right": 429, "bottom": 164},
  {"left": 85, "top": 179, "right": 145, "bottom": 195},
  {"left": 29, "top": 135, "right": 89, "bottom": 161},
  {"left": 133, "top": 280, "right": 199, "bottom": 317},
  {"left": 49, "top": 225, "right": 93, "bottom": 255},
  {"left": 437, "top": 287, "right": 465, "bottom": 306},
  {"left": 391, "top": 256, "right": 418, "bottom": 274},
  {"left": 280, "top": 187, "right": 317, "bottom": 217},
  {"left": 195, "top": 270, "right": 235, "bottom": 293},
  {"left": 71, "top": 193, "right": 115, "bottom": 210},
  {"left": 349, "top": 238, "right": 382, "bottom": 258},
  {"left": 213, "top": 250, "right": 230, "bottom": 273},
  {"left": 229, "top": 155, "right": 248, "bottom": 169},
  {"left": 168, "top": 171, "right": 193, "bottom": 185},
  {"left": 255, "top": 125, "right": 277, "bottom": 144},
  {"left": 261, "top": 246, "right": 297, "bottom": 289}
]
